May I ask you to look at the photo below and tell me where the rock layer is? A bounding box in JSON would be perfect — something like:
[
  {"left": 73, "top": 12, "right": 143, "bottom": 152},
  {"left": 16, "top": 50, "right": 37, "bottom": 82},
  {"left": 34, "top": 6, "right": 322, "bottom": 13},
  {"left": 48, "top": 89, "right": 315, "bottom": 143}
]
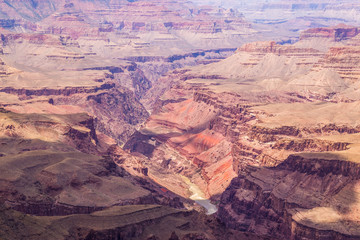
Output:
[
  {"left": 218, "top": 154, "right": 360, "bottom": 239},
  {"left": 123, "top": 27, "right": 360, "bottom": 240}
]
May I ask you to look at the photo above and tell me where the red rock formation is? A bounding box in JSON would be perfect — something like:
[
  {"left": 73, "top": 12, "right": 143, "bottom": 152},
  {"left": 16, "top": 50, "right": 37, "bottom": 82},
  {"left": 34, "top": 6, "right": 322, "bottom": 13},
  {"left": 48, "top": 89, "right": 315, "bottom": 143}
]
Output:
[
  {"left": 300, "top": 25, "right": 359, "bottom": 42},
  {"left": 2, "top": 0, "right": 360, "bottom": 237},
  {"left": 126, "top": 26, "right": 360, "bottom": 209}
]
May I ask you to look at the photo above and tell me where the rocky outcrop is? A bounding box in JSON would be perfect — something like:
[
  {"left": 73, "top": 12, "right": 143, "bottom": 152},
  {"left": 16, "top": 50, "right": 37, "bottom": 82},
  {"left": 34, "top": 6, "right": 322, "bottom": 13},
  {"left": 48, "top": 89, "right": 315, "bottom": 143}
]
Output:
[
  {"left": 0, "top": 83, "right": 115, "bottom": 97},
  {"left": 85, "top": 88, "right": 150, "bottom": 144},
  {"left": 300, "top": 25, "right": 359, "bottom": 42},
  {"left": 319, "top": 44, "right": 360, "bottom": 84},
  {"left": 123, "top": 131, "right": 158, "bottom": 156},
  {"left": 0, "top": 0, "right": 58, "bottom": 23},
  {"left": 238, "top": 41, "right": 321, "bottom": 55},
  {"left": 218, "top": 154, "right": 360, "bottom": 239},
  {"left": 272, "top": 139, "right": 349, "bottom": 152},
  {"left": 250, "top": 126, "right": 300, "bottom": 142},
  {"left": 0, "top": 109, "right": 190, "bottom": 218},
  {"left": 0, "top": 204, "right": 264, "bottom": 240}
]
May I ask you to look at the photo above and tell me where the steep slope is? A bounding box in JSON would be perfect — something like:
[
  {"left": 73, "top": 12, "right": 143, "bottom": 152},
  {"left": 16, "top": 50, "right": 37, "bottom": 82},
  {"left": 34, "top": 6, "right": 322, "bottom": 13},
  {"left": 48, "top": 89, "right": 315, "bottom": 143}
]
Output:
[
  {"left": 0, "top": 108, "right": 235, "bottom": 239},
  {"left": 219, "top": 152, "right": 360, "bottom": 240},
  {"left": 2, "top": 1, "right": 360, "bottom": 239},
  {"left": 0, "top": 0, "right": 248, "bottom": 142},
  {"left": 192, "top": 0, "right": 360, "bottom": 44},
  {"left": 123, "top": 26, "right": 360, "bottom": 240},
  {"left": 1, "top": 0, "right": 252, "bottom": 52},
  {"left": 0, "top": 109, "right": 162, "bottom": 215},
  {"left": 0, "top": 204, "right": 265, "bottom": 240},
  {"left": 0, "top": 30, "right": 152, "bottom": 144},
  {"left": 0, "top": 0, "right": 58, "bottom": 22}
]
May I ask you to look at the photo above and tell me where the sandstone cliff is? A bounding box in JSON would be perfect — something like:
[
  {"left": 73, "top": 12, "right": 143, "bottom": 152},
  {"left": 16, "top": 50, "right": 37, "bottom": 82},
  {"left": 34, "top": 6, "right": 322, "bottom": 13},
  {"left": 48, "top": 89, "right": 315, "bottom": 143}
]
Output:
[{"left": 218, "top": 154, "right": 360, "bottom": 239}]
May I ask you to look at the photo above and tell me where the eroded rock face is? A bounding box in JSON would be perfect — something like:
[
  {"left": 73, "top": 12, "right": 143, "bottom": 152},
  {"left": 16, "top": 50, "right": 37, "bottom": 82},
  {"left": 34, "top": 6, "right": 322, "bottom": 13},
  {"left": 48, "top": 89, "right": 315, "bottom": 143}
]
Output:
[
  {"left": 0, "top": 8, "right": 239, "bottom": 144},
  {"left": 0, "top": 0, "right": 58, "bottom": 22},
  {"left": 2, "top": 1, "right": 360, "bottom": 238},
  {"left": 218, "top": 155, "right": 360, "bottom": 239},
  {"left": 0, "top": 0, "right": 252, "bottom": 51},
  {"left": 0, "top": 30, "right": 153, "bottom": 145},
  {"left": 120, "top": 27, "right": 360, "bottom": 240},
  {"left": 0, "top": 204, "right": 266, "bottom": 240},
  {"left": 125, "top": 27, "right": 360, "bottom": 201},
  {"left": 0, "top": 110, "right": 143, "bottom": 215},
  {"left": 0, "top": 108, "right": 197, "bottom": 220},
  {"left": 300, "top": 25, "right": 359, "bottom": 42}
]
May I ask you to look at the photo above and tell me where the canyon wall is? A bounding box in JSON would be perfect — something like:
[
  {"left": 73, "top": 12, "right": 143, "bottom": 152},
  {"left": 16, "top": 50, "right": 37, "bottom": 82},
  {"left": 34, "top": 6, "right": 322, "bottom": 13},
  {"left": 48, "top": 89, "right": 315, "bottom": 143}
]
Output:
[
  {"left": 124, "top": 26, "right": 360, "bottom": 239},
  {"left": 218, "top": 154, "right": 360, "bottom": 239}
]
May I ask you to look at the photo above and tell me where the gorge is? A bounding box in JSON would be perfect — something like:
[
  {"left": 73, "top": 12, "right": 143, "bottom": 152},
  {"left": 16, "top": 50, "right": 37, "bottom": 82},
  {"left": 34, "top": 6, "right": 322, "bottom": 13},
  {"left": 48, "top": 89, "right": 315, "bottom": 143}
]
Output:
[{"left": 1, "top": 0, "right": 360, "bottom": 240}]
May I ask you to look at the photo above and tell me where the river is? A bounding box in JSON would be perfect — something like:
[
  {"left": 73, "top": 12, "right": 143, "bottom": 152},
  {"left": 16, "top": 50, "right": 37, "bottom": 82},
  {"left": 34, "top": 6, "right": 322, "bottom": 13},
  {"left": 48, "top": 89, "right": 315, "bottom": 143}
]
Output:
[{"left": 181, "top": 176, "right": 218, "bottom": 215}]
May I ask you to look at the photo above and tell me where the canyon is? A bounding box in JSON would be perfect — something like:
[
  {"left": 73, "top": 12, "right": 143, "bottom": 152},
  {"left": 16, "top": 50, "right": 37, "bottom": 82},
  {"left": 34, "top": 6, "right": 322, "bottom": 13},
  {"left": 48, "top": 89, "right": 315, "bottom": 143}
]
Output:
[
  {"left": 125, "top": 25, "right": 360, "bottom": 239},
  {"left": 1, "top": 0, "right": 360, "bottom": 240}
]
